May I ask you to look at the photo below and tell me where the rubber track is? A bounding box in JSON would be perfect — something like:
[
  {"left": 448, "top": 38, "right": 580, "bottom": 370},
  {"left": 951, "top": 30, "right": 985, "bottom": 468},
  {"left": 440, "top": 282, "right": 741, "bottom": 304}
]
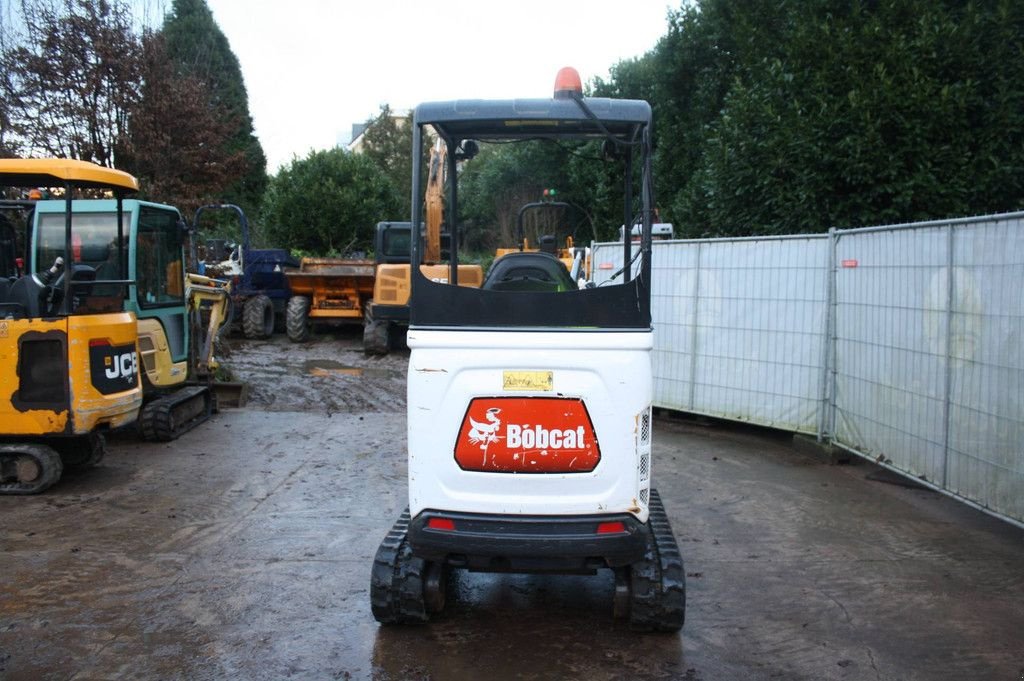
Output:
[
  {"left": 629, "top": 488, "right": 687, "bottom": 632},
  {"left": 139, "top": 386, "right": 212, "bottom": 442},
  {"left": 370, "top": 509, "right": 429, "bottom": 624},
  {"left": 0, "top": 443, "right": 63, "bottom": 495}
]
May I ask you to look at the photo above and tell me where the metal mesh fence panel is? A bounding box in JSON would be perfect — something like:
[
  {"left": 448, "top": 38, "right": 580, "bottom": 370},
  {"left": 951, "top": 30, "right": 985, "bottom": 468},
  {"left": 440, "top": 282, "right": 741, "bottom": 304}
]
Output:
[
  {"left": 592, "top": 236, "right": 829, "bottom": 433},
  {"left": 831, "top": 215, "right": 1024, "bottom": 523},
  {"left": 592, "top": 211, "right": 1023, "bottom": 526}
]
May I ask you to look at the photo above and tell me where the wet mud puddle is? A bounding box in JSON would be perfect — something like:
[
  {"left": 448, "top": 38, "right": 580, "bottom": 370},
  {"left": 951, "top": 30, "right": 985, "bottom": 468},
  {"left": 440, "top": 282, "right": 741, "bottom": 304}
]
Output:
[{"left": 302, "top": 358, "right": 401, "bottom": 379}]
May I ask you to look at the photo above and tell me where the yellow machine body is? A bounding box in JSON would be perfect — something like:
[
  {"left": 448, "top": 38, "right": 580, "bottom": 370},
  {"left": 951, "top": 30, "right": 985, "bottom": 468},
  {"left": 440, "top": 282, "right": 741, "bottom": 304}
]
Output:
[
  {"left": 136, "top": 317, "right": 188, "bottom": 389},
  {"left": 285, "top": 258, "right": 377, "bottom": 321},
  {"left": 1, "top": 157, "right": 143, "bottom": 493},
  {"left": 0, "top": 311, "right": 142, "bottom": 437},
  {"left": 371, "top": 263, "right": 483, "bottom": 308}
]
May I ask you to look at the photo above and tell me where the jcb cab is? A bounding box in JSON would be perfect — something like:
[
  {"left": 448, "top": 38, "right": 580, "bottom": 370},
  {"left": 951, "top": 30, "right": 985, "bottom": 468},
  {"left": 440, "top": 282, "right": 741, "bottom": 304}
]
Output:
[
  {"left": 0, "top": 159, "right": 143, "bottom": 494},
  {"left": 371, "top": 69, "right": 685, "bottom": 630}
]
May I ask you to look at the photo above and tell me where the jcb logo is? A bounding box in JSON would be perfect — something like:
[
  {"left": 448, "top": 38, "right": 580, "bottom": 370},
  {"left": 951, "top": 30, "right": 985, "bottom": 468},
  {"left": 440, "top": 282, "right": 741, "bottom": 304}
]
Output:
[
  {"left": 90, "top": 342, "right": 139, "bottom": 395},
  {"left": 104, "top": 351, "right": 139, "bottom": 380}
]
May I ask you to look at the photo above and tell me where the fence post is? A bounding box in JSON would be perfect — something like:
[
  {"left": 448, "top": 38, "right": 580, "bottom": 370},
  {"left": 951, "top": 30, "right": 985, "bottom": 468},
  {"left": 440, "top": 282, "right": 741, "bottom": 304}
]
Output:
[
  {"left": 818, "top": 229, "right": 838, "bottom": 442},
  {"left": 941, "top": 223, "right": 955, "bottom": 489},
  {"left": 815, "top": 227, "right": 839, "bottom": 440},
  {"left": 687, "top": 241, "right": 702, "bottom": 411}
]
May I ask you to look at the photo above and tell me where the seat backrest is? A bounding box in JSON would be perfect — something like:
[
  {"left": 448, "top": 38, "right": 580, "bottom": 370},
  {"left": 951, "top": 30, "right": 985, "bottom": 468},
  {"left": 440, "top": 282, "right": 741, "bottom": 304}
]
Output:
[
  {"left": 0, "top": 277, "right": 14, "bottom": 318},
  {"left": 5, "top": 275, "right": 38, "bottom": 318},
  {"left": 482, "top": 251, "right": 576, "bottom": 293}
]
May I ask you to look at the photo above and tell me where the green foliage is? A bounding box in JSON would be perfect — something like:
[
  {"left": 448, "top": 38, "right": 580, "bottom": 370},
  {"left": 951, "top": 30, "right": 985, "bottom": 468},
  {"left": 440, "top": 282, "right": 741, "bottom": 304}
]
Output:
[
  {"left": 260, "top": 148, "right": 401, "bottom": 255},
  {"left": 162, "top": 0, "right": 267, "bottom": 215},
  {"left": 628, "top": 0, "right": 1024, "bottom": 236},
  {"left": 360, "top": 104, "right": 420, "bottom": 211},
  {"left": 457, "top": 139, "right": 625, "bottom": 250},
  {"left": 121, "top": 31, "right": 247, "bottom": 219}
]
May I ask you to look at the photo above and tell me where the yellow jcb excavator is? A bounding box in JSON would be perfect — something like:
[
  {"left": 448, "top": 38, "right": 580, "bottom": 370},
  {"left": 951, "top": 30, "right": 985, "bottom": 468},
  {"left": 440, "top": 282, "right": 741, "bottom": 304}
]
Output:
[{"left": 0, "top": 159, "right": 143, "bottom": 494}]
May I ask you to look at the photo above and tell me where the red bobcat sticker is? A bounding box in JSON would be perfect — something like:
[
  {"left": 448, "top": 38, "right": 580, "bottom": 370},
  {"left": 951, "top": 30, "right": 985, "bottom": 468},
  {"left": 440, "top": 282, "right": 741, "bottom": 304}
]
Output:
[{"left": 454, "top": 397, "right": 600, "bottom": 473}]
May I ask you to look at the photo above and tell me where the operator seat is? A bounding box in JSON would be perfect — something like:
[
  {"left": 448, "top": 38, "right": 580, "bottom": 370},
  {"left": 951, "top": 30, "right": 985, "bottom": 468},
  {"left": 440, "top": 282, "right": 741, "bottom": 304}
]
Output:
[
  {"left": 481, "top": 251, "right": 576, "bottom": 293},
  {"left": 5, "top": 274, "right": 42, "bottom": 318},
  {"left": 538, "top": 234, "right": 558, "bottom": 255},
  {"left": 0, "top": 277, "right": 15, "bottom": 318}
]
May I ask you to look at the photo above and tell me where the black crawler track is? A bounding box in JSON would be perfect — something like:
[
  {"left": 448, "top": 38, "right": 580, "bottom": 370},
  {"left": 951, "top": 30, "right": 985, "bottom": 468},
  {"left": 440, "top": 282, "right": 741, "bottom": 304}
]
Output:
[
  {"left": 370, "top": 509, "right": 430, "bottom": 624},
  {"left": 628, "top": 488, "right": 686, "bottom": 632},
  {"left": 371, "top": 495, "right": 684, "bottom": 630},
  {"left": 0, "top": 443, "right": 63, "bottom": 495},
  {"left": 139, "top": 385, "right": 213, "bottom": 442}
]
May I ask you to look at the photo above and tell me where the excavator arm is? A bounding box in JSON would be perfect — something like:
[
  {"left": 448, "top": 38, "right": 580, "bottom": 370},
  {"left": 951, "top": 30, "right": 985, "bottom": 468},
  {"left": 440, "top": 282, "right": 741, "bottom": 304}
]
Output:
[
  {"left": 424, "top": 141, "right": 445, "bottom": 264},
  {"left": 185, "top": 273, "right": 232, "bottom": 375}
]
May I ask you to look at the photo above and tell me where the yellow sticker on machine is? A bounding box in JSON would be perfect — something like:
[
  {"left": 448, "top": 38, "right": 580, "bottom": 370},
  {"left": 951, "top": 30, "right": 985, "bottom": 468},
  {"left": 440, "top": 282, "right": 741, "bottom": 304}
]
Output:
[{"left": 503, "top": 370, "right": 553, "bottom": 392}]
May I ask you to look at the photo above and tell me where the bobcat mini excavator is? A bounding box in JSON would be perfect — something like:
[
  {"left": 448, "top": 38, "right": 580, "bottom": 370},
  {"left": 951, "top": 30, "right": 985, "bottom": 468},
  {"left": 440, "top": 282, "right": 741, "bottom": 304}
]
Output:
[
  {"left": 370, "top": 68, "right": 685, "bottom": 631},
  {"left": 0, "top": 159, "right": 143, "bottom": 494}
]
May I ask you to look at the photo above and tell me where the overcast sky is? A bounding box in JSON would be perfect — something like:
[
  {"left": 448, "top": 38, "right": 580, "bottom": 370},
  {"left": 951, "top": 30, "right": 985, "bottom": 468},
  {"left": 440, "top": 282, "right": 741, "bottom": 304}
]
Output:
[{"left": 198, "top": 0, "right": 674, "bottom": 171}]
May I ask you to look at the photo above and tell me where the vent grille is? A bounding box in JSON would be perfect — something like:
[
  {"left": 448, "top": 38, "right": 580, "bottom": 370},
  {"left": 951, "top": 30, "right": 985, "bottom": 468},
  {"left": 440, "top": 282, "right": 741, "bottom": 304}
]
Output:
[
  {"left": 137, "top": 334, "right": 157, "bottom": 373},
  {"left": 18, "top": 338, "right": 66, "bottom": 405},
  {"left": 635, "top": 406, "right": 652, "bottom": 510}
]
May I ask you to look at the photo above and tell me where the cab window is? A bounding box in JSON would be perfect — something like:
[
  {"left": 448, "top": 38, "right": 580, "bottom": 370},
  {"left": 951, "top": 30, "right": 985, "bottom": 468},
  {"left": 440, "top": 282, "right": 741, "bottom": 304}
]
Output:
[
  {"left": 37, "top": 211, "right": 128, "bottom": 278},
  {"left": 136, "top": 207, "right": 184, "bottom": 308}
]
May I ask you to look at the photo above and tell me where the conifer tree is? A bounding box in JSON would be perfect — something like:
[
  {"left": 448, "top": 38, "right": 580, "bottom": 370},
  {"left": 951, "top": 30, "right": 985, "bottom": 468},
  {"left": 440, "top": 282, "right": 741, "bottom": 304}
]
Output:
[{"left": 161, "top": 0, "right": 267, "bottom": 215}]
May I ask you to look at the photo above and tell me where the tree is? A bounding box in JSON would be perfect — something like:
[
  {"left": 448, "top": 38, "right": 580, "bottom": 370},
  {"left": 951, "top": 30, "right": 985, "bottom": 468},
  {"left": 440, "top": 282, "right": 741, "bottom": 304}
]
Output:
[
  {"left": 0, "top": 0, "right": 141, "bottom": 165},
  {"left": 457, "top": 139, "right": 618, "bottom": 252},
  {"left": 260, "top": 148, "right": 400, "bottom": 255},
  {"left": 119, "top": 31, "right": 247, "bottom": 217},
  {"left": 603, "top": 0, "right": 1024, "bottom": 236},
  {"left": 360, "top": 104, "right": 418, "bottom": 211},
  {"left": 161, "top": 0, "right": 267, "bottom": 215}
]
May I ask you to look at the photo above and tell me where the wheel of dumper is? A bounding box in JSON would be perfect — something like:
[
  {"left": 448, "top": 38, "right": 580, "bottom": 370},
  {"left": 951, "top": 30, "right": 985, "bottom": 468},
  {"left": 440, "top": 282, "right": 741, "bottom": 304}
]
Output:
[
  {"left": 242, "top": 294, "right": 274, "bottom": 339},
  {"left": 0, "top": 443, "right": 63, "bottom": 495},
  {"left": 286, "top": 295, "right": 311, "bottom": 343}
]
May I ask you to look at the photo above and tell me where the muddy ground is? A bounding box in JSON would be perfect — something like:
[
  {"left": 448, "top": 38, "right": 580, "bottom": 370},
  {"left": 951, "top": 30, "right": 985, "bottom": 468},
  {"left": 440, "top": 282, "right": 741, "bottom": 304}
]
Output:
[
  {"left": 1, "top": 330, "right": 1023, "bottom": 680},
  {"left": 221, "top": 328, "right": 408, "bottom": 413}
]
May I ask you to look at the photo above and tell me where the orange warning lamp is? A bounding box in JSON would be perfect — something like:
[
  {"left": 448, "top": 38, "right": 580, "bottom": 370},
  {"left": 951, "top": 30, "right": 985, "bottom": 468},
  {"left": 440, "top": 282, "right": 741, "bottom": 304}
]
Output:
[{"left": 553, "top": 67, "right": 582, "bottom": 99}]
